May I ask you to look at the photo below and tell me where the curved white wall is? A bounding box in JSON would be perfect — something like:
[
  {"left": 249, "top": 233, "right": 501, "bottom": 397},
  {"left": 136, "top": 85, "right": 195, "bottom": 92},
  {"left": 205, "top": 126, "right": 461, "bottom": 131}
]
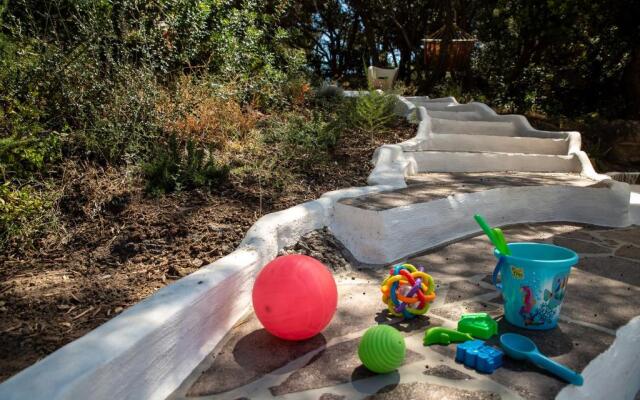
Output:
[
  {"left": 331, "top": 183, "right": 630, "bottom": 264},
  {"left": 557, "top": 316, "right": 640, "bottom": 400}
]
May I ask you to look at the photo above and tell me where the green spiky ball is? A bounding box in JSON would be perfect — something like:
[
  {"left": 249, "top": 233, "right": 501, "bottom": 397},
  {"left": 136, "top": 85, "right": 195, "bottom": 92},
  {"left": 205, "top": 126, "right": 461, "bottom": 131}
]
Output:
[{"left": 358, "top": 325, "right": 406, "bottom": 373}]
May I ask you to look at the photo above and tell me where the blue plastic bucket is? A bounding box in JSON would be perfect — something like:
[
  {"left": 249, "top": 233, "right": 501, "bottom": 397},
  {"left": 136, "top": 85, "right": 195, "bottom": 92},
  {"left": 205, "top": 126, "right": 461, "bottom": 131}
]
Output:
[{"left": 492, "top": 242, "right": 578, "bottom": 330}]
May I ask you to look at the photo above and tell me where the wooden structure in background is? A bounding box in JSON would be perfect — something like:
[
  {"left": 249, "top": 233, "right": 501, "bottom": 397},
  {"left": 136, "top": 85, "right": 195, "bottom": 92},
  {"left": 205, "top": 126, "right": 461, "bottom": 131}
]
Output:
[
  {"left": 422, "top": 25, "right": 476, "bottom": 71},
  {"left": 423, "top": 0, "right": 476, "bottom": 71}
]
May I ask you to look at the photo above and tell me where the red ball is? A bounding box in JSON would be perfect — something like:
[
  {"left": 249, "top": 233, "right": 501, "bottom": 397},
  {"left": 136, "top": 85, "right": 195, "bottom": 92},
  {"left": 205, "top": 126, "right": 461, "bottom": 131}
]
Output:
[{"left": 252, "top": 254, "right": 338, "bottom": 341}]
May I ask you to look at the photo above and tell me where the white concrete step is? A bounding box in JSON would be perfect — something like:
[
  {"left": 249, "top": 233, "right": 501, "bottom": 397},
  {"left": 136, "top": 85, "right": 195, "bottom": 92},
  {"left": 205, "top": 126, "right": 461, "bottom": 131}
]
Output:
[
  {"left": 331, "top": 175, "right": 629, "bottom": 264},
  {"left": 431, "top": 118, "right": 518, "bottom": 136},
  {"left": 410, "top": 151, "right": 582, "bottom": 173},
  {"left": 631, "top": 185, "right": 640, "bottom": 225},
  {"left": 405, "top": 97, "right": 457, "bottom": 111},
  {"left": 407, "top": 133, "right": 569, "bottom": 155},
  {"left": 427, "top": 110, "right": 484, "bottom": 120},
  {"left": 415, "top": 102, "right": 457, "bottom": 111},
  {"left": 405, "top": 96, "right": 453, "bottom": 104}
]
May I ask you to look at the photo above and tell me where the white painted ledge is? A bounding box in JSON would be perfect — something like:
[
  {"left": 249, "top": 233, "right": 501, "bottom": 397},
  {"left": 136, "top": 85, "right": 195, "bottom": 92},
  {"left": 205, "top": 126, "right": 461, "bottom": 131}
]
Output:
[
  {"left": 607, "top": 173, "right": 639, "bottom": 225},
  {"left": 401, "top": 133, "right": 569, "bottom": 155},
  {"left": 332, "top": 183, "right": 631, "bottom": 264},
  {"left": 631, "top": 185, "right": 640, "bottom": 225},
  {"left": 368, "top": 145, "right": 412, "bottom": 187},
  {"left": 0, "top": 247, "right": 261, "bottom": 400},
  {"left": 393, "top": 95, "right": 417, "bottom": 117},
  {"left": 557, "top": 316, "right": 640, "bottom": 400},
  {"left": 431, "top": 118, "right": 520, "bottom": 136}
]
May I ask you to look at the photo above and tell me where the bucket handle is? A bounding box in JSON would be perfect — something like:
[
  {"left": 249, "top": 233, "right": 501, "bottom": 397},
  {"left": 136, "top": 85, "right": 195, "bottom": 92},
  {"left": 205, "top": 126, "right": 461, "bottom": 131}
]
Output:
[{"left": 492, "top": 256, "right": 508, "bottom": 291}]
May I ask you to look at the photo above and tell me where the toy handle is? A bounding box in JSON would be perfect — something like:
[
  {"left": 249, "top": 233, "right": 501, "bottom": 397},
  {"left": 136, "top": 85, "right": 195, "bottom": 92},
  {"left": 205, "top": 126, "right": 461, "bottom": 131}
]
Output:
[
  {"left": 492, "top": 256, "right": 508, "bottom": 291},
  {"left": 474, "top": 214, "right": 498, "bottom": 245},
  {"left": 492, "top": 228, "right": 511, "bottom": 255},
  {"left": 528, "top": 352, "right": 584, "bottom": 386}
]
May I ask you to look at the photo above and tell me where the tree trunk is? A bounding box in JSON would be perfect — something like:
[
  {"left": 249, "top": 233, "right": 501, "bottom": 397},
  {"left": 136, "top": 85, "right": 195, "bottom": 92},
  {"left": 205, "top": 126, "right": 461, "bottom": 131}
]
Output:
[
  {"left": 399, "top": 47, "right": 411, "bottom": 84},
  {"left": 623, "top": 47, "right": 640, "bottom": 119},
  {"left": 361, "top": 14, "right": 378, "bottom": 66}
]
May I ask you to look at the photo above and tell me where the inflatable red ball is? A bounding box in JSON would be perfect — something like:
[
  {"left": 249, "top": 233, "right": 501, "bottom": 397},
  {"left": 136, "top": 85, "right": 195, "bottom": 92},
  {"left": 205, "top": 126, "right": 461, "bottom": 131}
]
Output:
[{"left": 252, "top": 254, "right": 338, "bottom": 341}]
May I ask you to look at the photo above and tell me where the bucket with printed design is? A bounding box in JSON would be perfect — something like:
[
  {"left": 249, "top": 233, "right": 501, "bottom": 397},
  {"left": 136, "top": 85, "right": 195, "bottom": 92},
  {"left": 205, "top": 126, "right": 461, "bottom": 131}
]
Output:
[{"left": 492, "top": 242, "right": 578, "bottom": 330}]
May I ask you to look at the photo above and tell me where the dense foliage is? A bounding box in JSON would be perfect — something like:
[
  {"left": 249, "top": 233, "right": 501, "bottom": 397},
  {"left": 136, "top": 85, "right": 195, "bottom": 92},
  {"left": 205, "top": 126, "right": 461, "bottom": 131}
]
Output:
[
  {"left": 1, "top": 0, "right": 639, "bottom": 246},
  {"left": 288, "top": 0, "right": 640, "bottom": 118},
  {"left": 0, "top": 0, "right": 308, "bottom": 245}
]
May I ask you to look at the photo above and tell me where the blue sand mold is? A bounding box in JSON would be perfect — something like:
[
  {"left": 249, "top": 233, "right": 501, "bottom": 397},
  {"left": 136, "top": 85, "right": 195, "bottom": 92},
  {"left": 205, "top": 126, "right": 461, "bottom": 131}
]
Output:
[{"left": 455, "top": 340, "right": 503, "bottom": 374}]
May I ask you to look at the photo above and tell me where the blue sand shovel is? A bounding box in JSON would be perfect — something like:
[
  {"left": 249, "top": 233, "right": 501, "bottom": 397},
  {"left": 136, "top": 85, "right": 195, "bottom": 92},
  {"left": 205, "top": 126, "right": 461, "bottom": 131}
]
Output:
[{"left": 500, "top": 333, "right": 583, "bottom": 386}]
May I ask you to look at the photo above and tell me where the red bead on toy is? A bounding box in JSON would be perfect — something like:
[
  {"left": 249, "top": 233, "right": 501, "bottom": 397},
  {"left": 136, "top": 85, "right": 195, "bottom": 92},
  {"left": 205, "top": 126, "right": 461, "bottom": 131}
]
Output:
[{"left": 252, "top": 254, "right": 338, "bottom": 341}]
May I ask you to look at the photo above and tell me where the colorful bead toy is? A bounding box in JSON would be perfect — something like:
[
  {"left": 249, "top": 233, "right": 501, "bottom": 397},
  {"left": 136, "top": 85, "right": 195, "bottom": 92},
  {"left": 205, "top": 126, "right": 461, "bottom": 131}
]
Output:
[{"left": 381, "top": 263, "right": 436, "bottom": 319}]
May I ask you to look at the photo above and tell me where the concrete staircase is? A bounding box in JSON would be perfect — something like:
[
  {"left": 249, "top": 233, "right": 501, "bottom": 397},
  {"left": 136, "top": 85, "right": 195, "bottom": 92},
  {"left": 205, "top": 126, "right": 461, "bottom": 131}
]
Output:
[
  {"left": 403, "top": 97, "right": 580, "bottom": 173},
  {"left": 331, "top": 95, "right": 632, "bottom": 264}
]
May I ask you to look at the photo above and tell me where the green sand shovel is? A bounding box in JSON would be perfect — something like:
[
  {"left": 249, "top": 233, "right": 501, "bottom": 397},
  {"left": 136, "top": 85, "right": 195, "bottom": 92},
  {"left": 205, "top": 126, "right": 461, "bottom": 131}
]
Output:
[{"left": 474, "top": 214, "right": 510, "bottom": 255}]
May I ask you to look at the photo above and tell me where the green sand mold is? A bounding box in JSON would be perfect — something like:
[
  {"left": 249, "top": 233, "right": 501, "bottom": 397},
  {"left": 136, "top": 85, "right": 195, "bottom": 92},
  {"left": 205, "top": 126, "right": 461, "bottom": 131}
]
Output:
[
  {"left": 458, "top": 313, "right": 498, "bottom": 340},
  {"left": 423, "top": 327, "right": 474, "bottom": 346}
]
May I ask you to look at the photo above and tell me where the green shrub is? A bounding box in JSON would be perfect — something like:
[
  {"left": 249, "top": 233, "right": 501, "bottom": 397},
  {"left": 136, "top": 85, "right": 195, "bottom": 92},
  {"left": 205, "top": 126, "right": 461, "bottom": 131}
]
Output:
[
  {"left": 345, "top": 91, "right": 397, "bottom": 135},
  {"left": 0, "top": 134, "right": 61, "bottom": 178},
  {"left": 263, "top": 111, "right": 339, "bottom": 168},
  {"left": 0, "top": 181, "right": 55, "bottom": 247},
  {"left": 1, "top": 0, "right": 308, "bottom": 163},
  {"left": 144, "top": 135, "right": 230, "bottom": 195},
  {"left": 72, "top": 65, "right": 164, "bottom": 164},
  {"left": 431, "top": 76, "right": 489, "bottom": 106},
  {"left": 0, "top": 15, "right": 61, "bottom": 179}
]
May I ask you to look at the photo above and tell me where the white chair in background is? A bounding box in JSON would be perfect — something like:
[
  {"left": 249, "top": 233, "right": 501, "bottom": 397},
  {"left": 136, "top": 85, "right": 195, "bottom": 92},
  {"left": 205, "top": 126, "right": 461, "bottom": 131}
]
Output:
[{"left": 367, "top": 66, "right": 398, "bottom": 91}]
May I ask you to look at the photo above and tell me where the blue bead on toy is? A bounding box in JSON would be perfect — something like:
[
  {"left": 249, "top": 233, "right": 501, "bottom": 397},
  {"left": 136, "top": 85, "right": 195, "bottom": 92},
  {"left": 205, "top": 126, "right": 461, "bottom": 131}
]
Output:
[{"left": 455, "top": 340, "right": 503, "bottom": 373}]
